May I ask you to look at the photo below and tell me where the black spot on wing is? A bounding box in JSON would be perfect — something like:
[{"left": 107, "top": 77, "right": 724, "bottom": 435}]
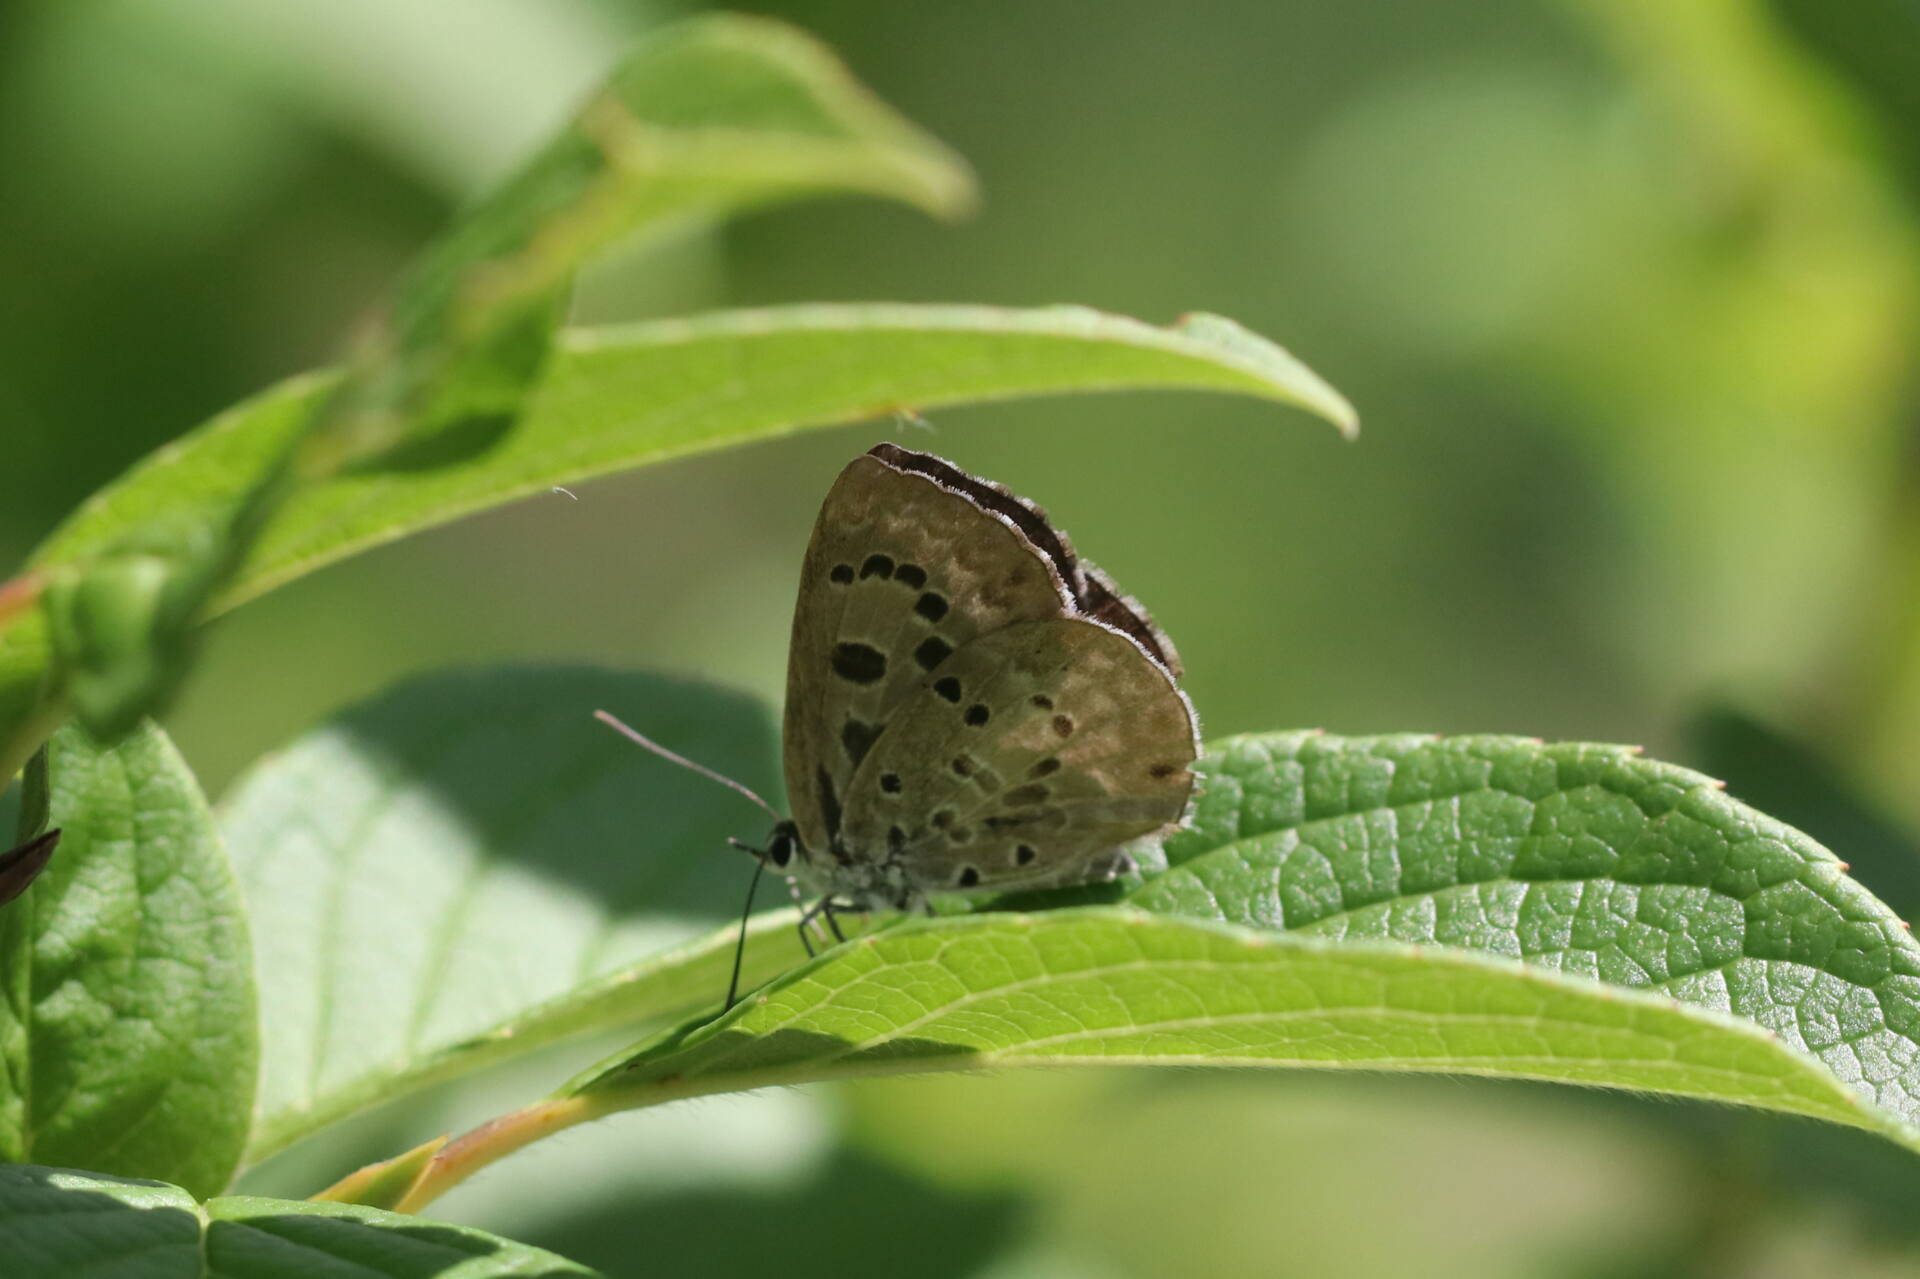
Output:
[
  {"left": 832, "top": 642, "right": 888, "bottom": 684},
  {"left": 1030, "top": 757, "right": 1061, "bottom": 778},
  {"left": 894, "top": 563, "right": 927, "bottom": 589},
  {"left": 880, "top": 772, "right": 902, "bottom": 793},
  {"left": 914, "top": 592, "right": 949, "bottom": 622},
  {"left": 933, "top": 675, "right": 962, "bottom": 702},
  {"left": 915, "top": 637, "right": 954, "bottom": 671},
  {"left": 841, "top": 719, "right": 880, "bottom": 767},
  {"left": 829, "top": 563, "right": 855, "bottom": 585},
  {"left": 964, "top": 704, "right": 990, "bottom": 726},
  {"left": 1005, "top": 784, "right": 1050, "bottom": 806},
  {"left": 860, "top": 554, "right": 895, "bottom": 579},
  {"left": 956, "top": 866, "right": 980, "bottom": 888},
  {"left": 1015, "top": 844, "right": 1037, "bottom": 865}
]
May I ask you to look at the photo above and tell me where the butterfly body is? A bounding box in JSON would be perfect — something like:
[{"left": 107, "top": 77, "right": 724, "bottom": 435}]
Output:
[{"left": 762, "top": 443, "right": 1198, "bottom": 912}]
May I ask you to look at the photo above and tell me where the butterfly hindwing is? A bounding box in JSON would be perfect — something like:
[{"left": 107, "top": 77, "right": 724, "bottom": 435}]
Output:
[
  {"left": 837, "top": 617, "right": 1197, "bottom": 894},
  {"left": 783, "top": 453, "right": 1071, "bottom": 857}
]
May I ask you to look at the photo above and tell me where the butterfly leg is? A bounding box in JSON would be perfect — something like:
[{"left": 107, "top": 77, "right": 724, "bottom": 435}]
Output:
[
  {"left": 786, "top": 880, "right": 822, "bottom": 956},
  {"left": 793, "top": 893, "right": 863, "bottom": 952},
  {"left": 723, "top": 858, "right": 766, "bottom": 1010},
  {"left": 820, "top": 897, "right": 849, "bottom": 944}
]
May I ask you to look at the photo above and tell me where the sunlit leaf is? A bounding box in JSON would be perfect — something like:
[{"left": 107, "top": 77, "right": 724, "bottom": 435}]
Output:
[
  {"left": 0, "top": 722, "right": 255, "bottom": 1198},
  {"left": 565, "top": 909, "right": 1913, "bottom": 1152}
]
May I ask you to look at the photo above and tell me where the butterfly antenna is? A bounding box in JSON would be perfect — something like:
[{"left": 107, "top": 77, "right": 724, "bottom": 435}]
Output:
[
  {"left": 724, "top": 858, "right": 766, "bottom": 1009},
  {"left": 593, "top": 710, "right": 782, "bottom": 821}
]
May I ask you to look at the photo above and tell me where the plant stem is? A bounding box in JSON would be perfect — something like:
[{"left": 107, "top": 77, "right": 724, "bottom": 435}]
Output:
[{"left": 389, "top": 1096, "right": 601, "bottom": 1214}]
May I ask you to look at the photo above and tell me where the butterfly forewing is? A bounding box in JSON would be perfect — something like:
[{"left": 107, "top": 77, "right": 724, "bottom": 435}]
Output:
[
  {"left": 837, "top": 617, "right": 1196, "bottom": 894},
  {"left": 783, "top": 453, "right": 1072, "bottom": 857}
]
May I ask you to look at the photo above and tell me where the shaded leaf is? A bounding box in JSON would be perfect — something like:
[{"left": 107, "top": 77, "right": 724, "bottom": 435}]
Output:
[
  {"left": 0, "top": 1165, "right": 599, "bottom": 1277},
  {"left": 1768, "top": 0, "right": 1920, "bottom": 207},
  {"left": 222, "top": 666, "right": 813, "bottom": 1163}
]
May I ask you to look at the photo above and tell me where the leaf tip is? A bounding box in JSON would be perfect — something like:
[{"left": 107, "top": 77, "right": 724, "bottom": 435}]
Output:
[{"left": 1168, "top": 312, "right": 1357, "bottom": 436}]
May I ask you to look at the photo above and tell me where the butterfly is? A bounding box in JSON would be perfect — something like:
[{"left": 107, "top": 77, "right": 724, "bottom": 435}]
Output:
[{"left": 600, "top": 443, "right": 1197, "bottom": 997}]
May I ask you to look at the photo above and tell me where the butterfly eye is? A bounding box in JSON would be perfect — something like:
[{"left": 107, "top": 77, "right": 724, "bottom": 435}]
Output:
[{"left": 766, "top": 827, "right": 796, "bottom": 868}]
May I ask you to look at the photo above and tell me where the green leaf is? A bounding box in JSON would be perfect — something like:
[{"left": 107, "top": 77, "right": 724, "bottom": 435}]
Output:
[
  {"left": 568, "top": 908, "right": 1915, "bottom": 1151},
  {"left": 1123, "top": 732, "right": 1920, "bottom": 1136},
  {"left": 0, "top": 722, "right": 256, "bottom": 1199},
  {"left": 1768, "top": 0, "right": 1920, "bottom": 207},
  {"left": 309, "top": 12, "right": 975, "bottom": 473},
  {"left": 525, "top": 730, "right": 1920, "bottom": 1164},
  {"left": 0, "top": 1165, "right": 599, "bottom": 1277},
  {"left": 36, "top": 516, "right": 229, "bottom": 741},
  {"left": 0, "top": 12, "right": 980, "bottom": 764},
  {"left": 35, "top": 305, "right": 1352, "bottom": 614},
  {"left": 221, "top": 666, "right": 815, "bottom": 1163},
  {"left": 0, "top": 305, "right": 1350, "bottom": 789}
]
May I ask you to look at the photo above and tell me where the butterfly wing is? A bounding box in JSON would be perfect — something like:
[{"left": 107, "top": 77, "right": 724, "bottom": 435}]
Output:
[
  {"left": 783, "top": 453, "right": 1072, "bottom": 859},
  {"left": 837, "top": 617, "right": 1197, "bottom": 895}
]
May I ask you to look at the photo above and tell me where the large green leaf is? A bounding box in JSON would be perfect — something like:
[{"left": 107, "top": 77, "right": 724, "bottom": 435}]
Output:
[
  {"left": 1122, "top": 732, "right": 1920, "bottom": 1133},
  {"left": 221, "top": 666, "right": 819, "bottom": 1163},
  {"left": 513, "top": 730, "right": 1920, "bottom": 1176},
  {"left": 0, "top": 1165, "right": 597, "bottom": 1277},
  {"left": 0, "top": 723, "right": 256, "bottom": 1199},
  {"left": 286, "top": 716, "right": 1920, "bottom": 1203},
  {"left": 31, "top": 305, "right": 1351, "bottom": 611},
  {"left": 0, "top": 304, "right": 1349, "bottom": 784},
  {"left": 565, "top": 909, "right": 1912, "bottom": 1150}
]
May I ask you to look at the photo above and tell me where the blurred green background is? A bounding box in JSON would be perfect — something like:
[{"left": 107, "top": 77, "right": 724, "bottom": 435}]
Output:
[{"left": 8, "top": 0, "right": 1920, "bottom": 1274}]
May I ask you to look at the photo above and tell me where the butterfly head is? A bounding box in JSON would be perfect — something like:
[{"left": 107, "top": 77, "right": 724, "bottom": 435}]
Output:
[{"left": 760, "top": 819, "right": 802, "bottom": 871}]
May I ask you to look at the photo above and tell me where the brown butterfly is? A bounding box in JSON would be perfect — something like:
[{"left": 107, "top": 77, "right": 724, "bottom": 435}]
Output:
[{"left": 601, "top": 443, "right": 1197, "bottom": 998}]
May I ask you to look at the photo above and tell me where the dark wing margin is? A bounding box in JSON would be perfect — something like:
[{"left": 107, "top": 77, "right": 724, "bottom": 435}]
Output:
[{"left": 866, "top": 444, "right": 1182, "bottom": 676}]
